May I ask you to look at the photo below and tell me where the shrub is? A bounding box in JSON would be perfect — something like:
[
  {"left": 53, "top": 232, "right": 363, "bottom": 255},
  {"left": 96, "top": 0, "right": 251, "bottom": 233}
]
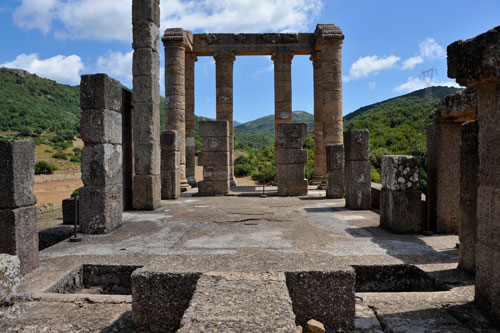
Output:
[
  {"left": 51, "top": 135, "right": 65, "bottom": 143},
  {"left": 45, "top": 149, "right": 53, "bottom": 153},
  {"left": 35, "top": 161, "right": 57, "bottom": 175},
  {"left": 71, "top": 188, "right": 80, "bottom": 198},
  {"left": 234, "top": 155, "right": 256, "bottom": 177},
  {"left": 73, "top": 147, "right": 82, "bottom": 153},
  {"left": 19, "top": 127, "right": 32, "bottom": 137},
  {"left": 371, "top": 166, "right": 381, "bottom": 183},
  {"left": 70, "top": 155, "right": 81, "bottom": 163},
  {"left": 52, "top": 152, "right": 67, "bottom": 160}
]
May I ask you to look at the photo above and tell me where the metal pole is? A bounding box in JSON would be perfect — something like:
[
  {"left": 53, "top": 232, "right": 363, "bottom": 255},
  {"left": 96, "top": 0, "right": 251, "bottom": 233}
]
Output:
[{"left": 69, "top": 196, "right": 82, "bottom": 242}]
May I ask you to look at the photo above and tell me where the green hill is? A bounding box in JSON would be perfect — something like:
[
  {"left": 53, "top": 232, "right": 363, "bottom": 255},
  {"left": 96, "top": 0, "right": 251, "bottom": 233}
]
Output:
[{"left": 235, "top": 110, "right": 313, "bottom": 134}]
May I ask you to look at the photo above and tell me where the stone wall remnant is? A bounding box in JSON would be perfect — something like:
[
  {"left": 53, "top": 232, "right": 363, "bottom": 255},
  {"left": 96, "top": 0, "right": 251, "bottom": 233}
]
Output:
[
  {"left": 132, "top": 0, "right": 161, "bottom": 210},
  {"left": 161, "top": 130, "right": 181, "bottom": 199},
  {"left": 276, "top": 123, "right": 308, "bottom": 196},
  {"left": 80, "top": 74, "right": 123, "bottom": 234},
  {"left": 198, "top": 121, "right": 230, "bottom": 195},
  {"left": 380, "top": 155, "right": 421, "bottom": 233},
  {"left": 0, "top": 254, "right": 20, "bottom": 304},
  {"left": 447, "top": 25, "right": 500, "bottom": 321},
  {"left": 0, "top": 140, "right": 38, "bottom": 274},
  {"left": 326, "top": 144, "right": 344, "bottom": 198},
  {"left": 344, "top": 130, "right": 370, "bottom": 209}
]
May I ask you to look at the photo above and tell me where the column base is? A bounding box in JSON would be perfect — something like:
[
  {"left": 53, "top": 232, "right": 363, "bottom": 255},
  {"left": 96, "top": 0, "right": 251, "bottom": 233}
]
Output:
[
  {"left": 230, "top": 178, "right": 237, "bottom": 187},
  {"left": 187, "top": 176, "right": 198, "bottom": 188}
]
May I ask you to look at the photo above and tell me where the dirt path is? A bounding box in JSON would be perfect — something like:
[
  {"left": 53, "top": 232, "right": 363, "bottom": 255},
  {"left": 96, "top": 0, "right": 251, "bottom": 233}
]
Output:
[{"left": 34, "top": 174, "right": 82, "bottom": 207}]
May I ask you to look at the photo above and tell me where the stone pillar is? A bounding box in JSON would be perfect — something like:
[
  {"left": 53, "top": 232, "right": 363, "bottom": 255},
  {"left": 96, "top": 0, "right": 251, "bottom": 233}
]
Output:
[
  {"left": 163, "top": 28, "right": 192, "bottom": 193},
  {"left": 198, "top": 121, "right": 230, "bottom": 195},
  {"left": 448, "top": 26, "right": 500, "bottom": 321},
  {"left": 276, "top": 123, "right": 308, "bottom": 196},
  {"left": 122, "top": 88, "right": 134, "bottom": 210},
  {"left": 0, "top": 140, "right": 38, "bottom": 274},
  {"left": 214, "top": 52, "right": 236, "bottom": 187},
  {"left": 380, "top": 155, "right": 422, "bottom": 233},
  {"left": 326, "top": 144, "right": 344, "bottom": 198},
  {"left": 315, "top": 25, "right": 344, "bottom": 149},
  {"left": 272, "top": 51, "right": 294, "bottom": 138},
  {"left": 185, "top": 52, "right": 197, "bottom": 187},
  {"left": 132, "top": 0, "right": 161, "bottom": 210},
  {"left": 80, "top": 74, "right": 123, "bottom": 234},
  {"left": 344, "top": 130, "right": 371, "bottom": 209},
  {"left": 161, "top": 130, "right": 181, "bottom": 199},
  {"left": 311, "top": 51, "right": 326, "bottom": 186},
  {"left": 459, "top": 120, "right": 479, "bottom": 273}
]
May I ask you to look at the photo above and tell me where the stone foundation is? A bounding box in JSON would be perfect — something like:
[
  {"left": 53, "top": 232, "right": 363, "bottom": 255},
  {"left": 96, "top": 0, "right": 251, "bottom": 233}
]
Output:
[{"left": 344, "top": 130, "right": 370, "bottom": 209}]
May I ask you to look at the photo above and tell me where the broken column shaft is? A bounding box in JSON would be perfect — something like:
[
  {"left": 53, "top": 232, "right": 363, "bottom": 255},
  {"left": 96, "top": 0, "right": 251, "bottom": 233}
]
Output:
[
  {"left": 344, "top": 130, "right": 370, "bottom": 209},
  {"left": 277, "top": 123, "right": 308, "bottom": 196}
]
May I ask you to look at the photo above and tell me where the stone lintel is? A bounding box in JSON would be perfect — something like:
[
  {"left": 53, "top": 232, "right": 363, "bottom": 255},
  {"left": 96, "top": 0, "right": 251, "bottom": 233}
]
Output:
[
  {"left": 436, "top": 88, "right": 477, "bottom": 123},
  {"left": 162, "top": 28, "right": 193, "bottom": 51},
  {"left": 193, "top": 33, "right": 314, "bottom": 56},
  {"left": 447, "top": 25, "right": 500, "bottom": 86}
]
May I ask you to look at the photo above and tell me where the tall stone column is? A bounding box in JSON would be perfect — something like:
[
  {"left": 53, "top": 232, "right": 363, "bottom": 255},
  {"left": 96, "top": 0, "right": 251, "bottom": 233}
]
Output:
[
  {"left": 273, "top": 52, "right": 294, "bottom": 139},
  {"left": 163, "top": 28, "right": 192, "bottom": 193},
  {"left": 315, "top": 24, "right": 344, "bottom": 147},
  {"left": 311, "top": 51, "right": 326, "bottom": 186},
  {"left": 185, "top": 52, "right": 197, "bottom": 187},
  {"left": 214, "top": 52, "right": 236, "bottom": 187},
  {"left": 132, "top": 0, "right": 161, "bottom": 210}
]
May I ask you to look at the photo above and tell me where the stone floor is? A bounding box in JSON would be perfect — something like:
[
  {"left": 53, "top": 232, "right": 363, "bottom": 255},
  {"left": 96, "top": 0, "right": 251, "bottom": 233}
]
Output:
[{"left": 1, "top": 186, "right": 498, "bottom": 332}]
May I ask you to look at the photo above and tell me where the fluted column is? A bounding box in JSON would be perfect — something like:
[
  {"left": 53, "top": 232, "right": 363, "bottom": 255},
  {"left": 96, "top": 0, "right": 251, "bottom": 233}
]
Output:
[
  {"left": 311, "top": 51, "right": 326, "bottom": 185},
  {"left": 185, "top": 52, "right": 197, "bottom": 187},
  {"left": 214, "top": 52, "right": 236, "bottom": 186},
  {"left": 163, "top": 28, "right": 190, "bottom": 193}
]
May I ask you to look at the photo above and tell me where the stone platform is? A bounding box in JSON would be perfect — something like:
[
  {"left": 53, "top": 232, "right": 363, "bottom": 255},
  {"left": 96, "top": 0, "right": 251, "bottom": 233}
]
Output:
[{"left": 1, "top": 190, "right": 498, "bottom": 332}]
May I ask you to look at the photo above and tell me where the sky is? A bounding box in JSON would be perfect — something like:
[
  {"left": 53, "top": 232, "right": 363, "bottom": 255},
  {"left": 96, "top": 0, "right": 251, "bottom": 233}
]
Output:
[{"left": 0, "top": 0, "right": 499, "bottom": 123}]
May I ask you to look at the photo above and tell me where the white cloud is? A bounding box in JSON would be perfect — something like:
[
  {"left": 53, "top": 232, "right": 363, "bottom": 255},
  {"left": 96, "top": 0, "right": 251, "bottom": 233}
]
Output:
[
  {"left": 394, "top": 77, "right": 459, "bottom": 93},
  {"left": 1, "top": 53, "right": 84, "bottom": 84},
  {"left": 368, "top": 81, "right": 376, "bottom": 90},
  {"left": 97, "top": 51, "right": 133, "bottom": 81},
  {"left": 419, "top": 38, "right": 445, "bottom": 59},
  {"left": 345, "top": 55, "right": 400, "bottom": 81},
  {"left": 13, "top": 0, "right": 323, "bottom": 42},
  {"left": 401, "top": 56, "right": 423, "bottom": 70},
  {"left": 252, "top": 56, "right": 274, "bottom": 80}
]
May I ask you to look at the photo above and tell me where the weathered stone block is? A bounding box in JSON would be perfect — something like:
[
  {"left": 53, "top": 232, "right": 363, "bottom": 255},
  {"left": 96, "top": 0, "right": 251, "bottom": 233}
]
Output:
[
  {"left": 134, "top": 141, "right": 161, "bottom": 176},
  {"left": 380, "top": 155, "right": 420, "bottom": 191},
  {"left": 202, "top": 137, "right": 229, "bottom": 152},
  {"left": 278, "top": 179, "right": 308, "bottom": 196},
  {"left": 276, "top": 123, "right": 308, "bottom": 138},
  {"left": 133, "top": 102, "right": 160, "bottom": 142},
  {"left": 161, "top": 170, "right": 180, "bottom": 200},
  {"left": 199, "top": 121, "right": 229, "bottom": 138},
  {"left": 80, "top": 74, "right": 122, "bottom": 112},
  {"left": 133, "top": 48, "right": 160, "bottom": 77},
  {"left": 286, "top": 269, "right": 355, "bottom": 331},
  {"left": 132, "top": 75, "right": 160, "bottom": 105},
  {"left": 276, "top": 137, "right": 302, "bottom": 150},
  {"left": 198, "top": 181, "right": 230, "bottom": 195},
  {"left": 0, "top": 140, "right": 36, "bottom": 209},
  {"left": 81, "top": 144, "right": 123, "bottom": 186},
  {"left": 326, "top": 144, "right": 344, "bottom": 171},
  {"left": 38, "top": 225, "right": 74, "bottom": 251},
  {"left": 198, "top": 151, "right": 230, "bottom": 166},
  {"left": 448, "top": 26, "right": 500, "bottom": 85},
  {"left": 132, "top": 270, "right": 200, "bottom": 332},
  {"left": 132, "top": 22, "right": 161, "bottom": 52},
  {"left": 62, "top": 197, "right": 79, "bottom": 225},
  {"left": 327, "top": 170, "right": 344, "bottom": 199},
  {"left": 345, "top": 160, "right": 371, "bottom": 210},
  {"left": 80, "top": 109, "right": 122, "bottom": 144},
  {"left": 132, "top": 0, "right": 160, "bottom": 26},
  {"left": 0, "top": 254, "right": 20, "bottom": 304},
  {"left": 380, "top": 189, "right": 422, "bottom": 233},
  {"left": 79, "top": 185, "right": 123, "bottom": 234},
  {"left": 0, "top": 206, "right": 39, "bottom": 274},
  {"left": 476, "top": 186, "right": 500, "bottom": 251},
  {"left": 276, "top": 149, "right": 307, "bottom": 164},
  {"left": 436, "top": 88, "right": 477, "bottom": 121},
  {"left": 160, "top": 130, "right": 180, "bottom": 152},
  {"left": 344, "top": 129, "right": 369, "bottom": 161},
  {"left": 203, "top": 166, "right": 230, "bottom": 181},
  {"left": 161, "top": 150, "right": 180, "bottom": 170},
  {"left": 475, "top": 243, "right": 500, "bottom": 321},
  {"left": 133, "top": 175, "right": 161, "bottom": 210},
  {"left": 277, "top": 164, "right": 305, "bottom": 181}
]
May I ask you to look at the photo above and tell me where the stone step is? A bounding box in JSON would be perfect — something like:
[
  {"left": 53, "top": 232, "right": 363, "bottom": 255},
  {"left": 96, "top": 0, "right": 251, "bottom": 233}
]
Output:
[{"left": 178, "top": 272, "right": 298, "bottom": 332}]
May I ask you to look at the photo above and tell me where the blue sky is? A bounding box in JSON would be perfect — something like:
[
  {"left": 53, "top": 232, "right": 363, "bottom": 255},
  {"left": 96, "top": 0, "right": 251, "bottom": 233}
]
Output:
[{"left": 0, "top": 0, "right": 498, "bottom": 123}]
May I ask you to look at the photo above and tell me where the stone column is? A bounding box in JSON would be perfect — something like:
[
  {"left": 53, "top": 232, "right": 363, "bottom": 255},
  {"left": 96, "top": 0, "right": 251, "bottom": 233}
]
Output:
[
  {"left": 185, "top": 52, "right": 197, "bottom": 187},
  {"left": 161, "top": 130, "right": 181, "bottom": 199},
  {"left": 163, "top": 28, "right": 191, "bottom": 193},
  {"left": 344, "top": 130, "right": 371, "bottom": 209},
  {"left": 448, "top": 26, "right": 500, "bottom": 321},
  {"left": 315, "top": 25, "right": 344, "bottom": 148},
  {"left": 80, "top": 74, "right": 123, "bottom": 234},
  {"left": 326, "top": 144, "right": 344, "bottom": 198},
  {"left": 380, "top": 155, "right": 422, "bottom": 233},
  {"left": 0, "top": 140, "right": 38, "bottom": 274},
  {"left": 198, "top": 121, "right": 230, "bottom": 195},
  {"left": 214, "top": 52, "right": 236, "bottom": 187},
  {"left": 132, "top": 0, "right": 161, "bottom": 210},
  {"left": 459, "top": 120, "right": 479, "bottom": 273},
  {"left": 122, "top": 88, "right": 134, "bottom": 210},
  {"left": 311, "top": 51, "right": 326, "bottom": 186},
  {"left": 276, "top": 123, "right": 309, "bottom": 196},
  {"left": 272, "top": 52, "right": 294, "bottom": 139}
]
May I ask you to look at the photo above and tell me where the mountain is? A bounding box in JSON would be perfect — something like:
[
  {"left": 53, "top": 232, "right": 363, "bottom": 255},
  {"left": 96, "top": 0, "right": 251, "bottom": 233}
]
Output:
[{"left": 235, "top": 110, "right": 314, "bottom": 134}]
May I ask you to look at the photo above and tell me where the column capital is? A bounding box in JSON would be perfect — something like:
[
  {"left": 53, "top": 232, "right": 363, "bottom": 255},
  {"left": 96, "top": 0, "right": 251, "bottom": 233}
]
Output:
[
  {"left": 272, "top": 51, "right": 294, "bottom": 63},
  {"left": 162, "top": 28, "right": 193, "bottom": 51},
  {"left": 314, "top": 24, "right": 344, "bottom": 48},
  {"left": 214, "top": 51, "right": 235, "bottom": 62}
]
